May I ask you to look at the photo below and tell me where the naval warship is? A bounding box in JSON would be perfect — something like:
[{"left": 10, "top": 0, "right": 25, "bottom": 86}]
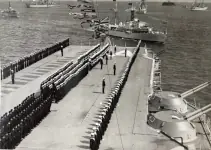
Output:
[
  {"left": 25, "top": 0, "right": 56, "bottom": 8},
  {"left": 1, "top": 2, "right": 18, "bottom": 18},
  {"left": 162, "top": 0, "right": 176, "bottom": 6},
  {"left": 0, "top": 2, "right": 210, "bottom": 150},
  {"left": 100, "top": 2, "right": 167, "bottom": 43}
]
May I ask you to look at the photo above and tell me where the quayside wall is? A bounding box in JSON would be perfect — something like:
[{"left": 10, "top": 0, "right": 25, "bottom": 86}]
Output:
[
  {"left": 0, "top": 42, "right": 110, "bottom": 149},
  {"left": 1, "top": 38, "right": 69, "bottom": 80}
]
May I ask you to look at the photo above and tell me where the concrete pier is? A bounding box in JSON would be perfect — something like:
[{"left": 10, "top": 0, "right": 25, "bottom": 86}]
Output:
[
  {"left": 0, "top": 45, "right": 94, "bottom": 116},
  {"left": 15, "top": 46, "right": 136, "bottom": 149},
  {"left": 98, "top": 47, "right": 160, "bottom": 150}
]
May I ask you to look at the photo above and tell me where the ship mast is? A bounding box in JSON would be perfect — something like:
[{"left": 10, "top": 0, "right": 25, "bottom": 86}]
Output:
[
  {"left": 113, "top": 0, "right": 118, "bottom": 25},
  {"left": 130, "top": 3, "right": 135, "bottom": 21}
]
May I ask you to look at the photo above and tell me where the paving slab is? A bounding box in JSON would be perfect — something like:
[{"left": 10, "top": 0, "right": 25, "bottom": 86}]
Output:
[
  {"left": 0, "top": 45, "right": 95, "bottom": 116},
  {"left": 16, "top": 46, "right": 136, "bottom": 150}
]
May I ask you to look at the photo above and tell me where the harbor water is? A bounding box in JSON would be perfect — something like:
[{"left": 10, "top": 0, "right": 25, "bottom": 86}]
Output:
[{"left": 0, "top": 1, "right": 210, "bottom": 114}]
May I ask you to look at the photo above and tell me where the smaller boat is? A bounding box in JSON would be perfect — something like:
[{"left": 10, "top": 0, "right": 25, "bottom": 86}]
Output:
[
  {"left": 25, "top": 0, "right": 56, "bottom": 8},
  {"left": 162, "top": 0, "right": 176, "bottom": 6},
  {"left": 190, "top": 0, "right": 208, "bottom": 11},
  {"left": 1, "top": 2, "right": 18, "bottom": 18}
]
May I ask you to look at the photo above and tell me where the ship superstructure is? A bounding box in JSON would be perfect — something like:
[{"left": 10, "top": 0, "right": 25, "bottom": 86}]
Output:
[
  {"left": 105, "top": 2, "right": 167, "bottom": 43},
  {"left": 68, "top": 0, "right": 97, "bottom": 20},
  {"left": 191, "top": 0, "right": 208, "bottom": 11},
  {"left": 25, "top": 0, "right": 56, "bottom": 8}
]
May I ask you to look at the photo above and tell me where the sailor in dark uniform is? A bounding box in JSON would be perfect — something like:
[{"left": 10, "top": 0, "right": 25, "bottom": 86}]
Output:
[
  {"left": 105, "top": 54, "right": 108, "bottom": 65},
  {"left": 114, "top": 45, "right": 117, "bottom": 54},
  {"left": 61, "top": 45, "right": 64, "bottom": 56},
  {"left": 102, "top": 78, "right": 105, "bottom": 94},
  {"left": 10, "top": 69, "right": 15, "bottom": 84},
  {"left": 110, "top": 51, "right": 112, "bottom": 59},
  {"left": 125, "top": 48, "right": 127, "bottom": 57},
  {"left": 100, "top": 57, "right": 103, "bottom": 69},
  {"left": 113, "top": 63, "right": 116, "bottom": 75}
]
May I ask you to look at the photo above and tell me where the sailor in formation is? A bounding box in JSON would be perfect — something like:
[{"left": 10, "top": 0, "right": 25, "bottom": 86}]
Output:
[
  {"left": 61, "top": 45, "right": 64, "bottom": 57},
  {"left": 100, "top": 57, "right": 103, "bottom": 69},
  {"left": 113, "top": 63, "right": 116, "bottom": 75},
  {"left": 10, "top": 69, "right": 15, "bottom": 84},
  {"left": 0, "top": 86, "right": 53, "bottom": 149},
  {"left": 105, "top": 54, "right": 108, "bottom": 65},
  {"left": 125, "top": 48, "right": 127, "bottom": 57},
  {"left": 102, "top": 78, "right": 106, "bottom": 94},
  {"left": 114, "top": 45, "right": 117, "bottom": 54},
  {"left": 110, "top": 51, "right": 113, "bottom": 60}
]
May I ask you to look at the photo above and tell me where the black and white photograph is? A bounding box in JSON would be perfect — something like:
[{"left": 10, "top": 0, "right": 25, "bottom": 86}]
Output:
[{"left": 0, "top": 0, "right": 211, "bottom": 149}]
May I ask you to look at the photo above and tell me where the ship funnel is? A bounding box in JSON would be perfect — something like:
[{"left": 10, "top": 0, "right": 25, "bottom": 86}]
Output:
[
  {"left": 185, "top": 103, "right": 211, "bottom": 121},
  {"left": 179, "top": 81, "right": 210, "bottom": 98}
]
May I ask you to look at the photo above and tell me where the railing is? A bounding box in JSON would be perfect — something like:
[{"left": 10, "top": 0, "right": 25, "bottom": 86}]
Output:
[{"left": 1, "top": 38, "right": 69, "bottom": 80}]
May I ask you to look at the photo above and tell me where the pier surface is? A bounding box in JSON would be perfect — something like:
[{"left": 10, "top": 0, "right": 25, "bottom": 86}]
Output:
[
  {"left": 0, "top": 44, "right": 138, "bottom": 149},
  {"left": 99, "top": 48, "right": 159, "bottom": 149},
  {"left": 0, "top": 45, "right": 93, "bottom": 116}
]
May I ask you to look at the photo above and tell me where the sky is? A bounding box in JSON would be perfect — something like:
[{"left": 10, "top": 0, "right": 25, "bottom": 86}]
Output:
[{"left": 4, "top": 0, "right": 211, "bottom": 3}]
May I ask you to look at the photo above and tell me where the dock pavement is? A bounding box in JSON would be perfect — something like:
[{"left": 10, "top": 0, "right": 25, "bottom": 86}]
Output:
[
  {"left": 98, "top": 47, "right": 165, "bottom": 150},
  {"left": 0, "top": 45, "right": 95, "bottom": 116},
  {"left": 15, "top": 46, "right": 135, "bottom": 149}
]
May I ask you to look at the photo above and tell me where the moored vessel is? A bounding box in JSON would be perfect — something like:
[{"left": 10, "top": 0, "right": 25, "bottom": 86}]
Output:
[
  {"left": 162, "top": 0, "right": 176, "bottom": 6},
  {"left": 190, "top": 0, "right": 208, "bottom": 11},
  {"left": 25, "top": 0, "right": 56, "bottom": 8},
  {"left": 104, "top": 2, "right": 167, "bottom": 43},
  {"left": 1, "top": 2, "right": 18, "bottom": 18}
]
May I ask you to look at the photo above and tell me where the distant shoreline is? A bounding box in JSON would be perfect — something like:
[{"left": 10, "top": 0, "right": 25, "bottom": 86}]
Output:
[{"left": 2, "top": 0, "right": 211, "bottom": 3}]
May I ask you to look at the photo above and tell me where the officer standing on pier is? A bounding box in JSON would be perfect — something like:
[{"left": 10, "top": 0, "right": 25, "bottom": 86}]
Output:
[
  {"left": 125, "top": 48, "right": 127, "bottom": 57},
  {"left": 10, "top": 69, "right": 15, "bottom": 84},
  {"left": 100, "top": 57, "right": 103, "bottom": 69},
  {"left": 114, "top": 45, "right": 117, "bottom": 54},
  {"left": 110, "top": 51, "right": 113, "bottom": 60},
  {"left": 105, "top": 54, "right": 108, "bottom": 65},
  {"left": 102, "top": 78, "right": 106, "bottom": 94},
  {"left": 113, "top": 63, "right": 116, "bottom": 75},
  {"left": 61, "top": 45, "right": 64, "bottom": 57}
]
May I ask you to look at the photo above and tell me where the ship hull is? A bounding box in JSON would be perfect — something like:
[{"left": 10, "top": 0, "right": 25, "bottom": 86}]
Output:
[
  {"left": 107, "top": 30, "right": 167, "bottom": 43},
  {"left": 25, "top": 3, "right": 56, "bottom": 8},
  {"left": 162, "top": 2, "right": 175, "bottom": 6},
  {"left": 191, "top": 6, "right": 208, "bottom": 11},
  {"left": 1, "top": 12, "right": 18, "bottom": 18},
  {"left": 136, "top": 8, "right": 147, "bottom": 14}
]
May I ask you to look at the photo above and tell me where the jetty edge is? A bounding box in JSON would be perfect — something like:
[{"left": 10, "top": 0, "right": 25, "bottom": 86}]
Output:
[
  {"left": 0, "top": 38, "right": 140, "bottom": 149},
  {"left": 1, "top": 38, "right": 69, "bottom": 80}
]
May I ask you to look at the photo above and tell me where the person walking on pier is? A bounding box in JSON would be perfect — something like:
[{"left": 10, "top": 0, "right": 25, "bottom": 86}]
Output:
[
  {"left": 102, "top": 78, "right": 106, "bottom": 94},
  {"left": 61, "top": 45, "right": 64, "bottom": 57},
  {"left": 113, "top": 63, "right": 116, "bottom": 75},
  {"left": 125, "top": 48, "right": 127, "bottom": 57},
  {"left": 10, "top": 69, "right": 15, "bottom": 84},
  {"left": 110, "top": 51, "right": 113, "bottom": 60},
  {"left": 114, "top": 45, "right": 117, "bottom": 54},
  {"left": 100, "top": 57, "right": 103, "bottom": 70}
]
